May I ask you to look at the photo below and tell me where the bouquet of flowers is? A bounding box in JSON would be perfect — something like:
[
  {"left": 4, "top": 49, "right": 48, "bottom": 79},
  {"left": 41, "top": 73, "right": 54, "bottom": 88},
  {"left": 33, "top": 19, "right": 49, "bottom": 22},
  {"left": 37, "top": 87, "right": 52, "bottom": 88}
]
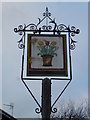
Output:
[
  {"left": 37, "top": 40, "right": 58, "bottom": 57},
  {"left": 37, "top": 40, "right": 59, "bottom": 66}
]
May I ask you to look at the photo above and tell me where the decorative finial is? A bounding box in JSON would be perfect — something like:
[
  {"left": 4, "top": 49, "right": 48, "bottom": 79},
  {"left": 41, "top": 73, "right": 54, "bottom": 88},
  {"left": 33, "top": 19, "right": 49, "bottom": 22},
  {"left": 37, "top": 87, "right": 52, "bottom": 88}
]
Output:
[{"left": 46, "top": 7, "right": 48, "bottom": 11}]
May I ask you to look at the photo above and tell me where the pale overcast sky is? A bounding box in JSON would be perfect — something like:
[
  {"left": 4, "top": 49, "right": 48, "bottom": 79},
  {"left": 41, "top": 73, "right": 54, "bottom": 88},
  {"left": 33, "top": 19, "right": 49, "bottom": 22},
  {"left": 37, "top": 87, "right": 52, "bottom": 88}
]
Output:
[{"left": 0, "top": 1, "right": 89, "bottom": 118}]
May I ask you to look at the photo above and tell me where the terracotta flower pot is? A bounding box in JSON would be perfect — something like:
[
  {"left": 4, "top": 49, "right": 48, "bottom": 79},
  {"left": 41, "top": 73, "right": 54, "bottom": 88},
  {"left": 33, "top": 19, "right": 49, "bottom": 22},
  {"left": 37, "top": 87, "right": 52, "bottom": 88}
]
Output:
[{"left": 42, "top": 55, "right": 53, "bottom": 66}]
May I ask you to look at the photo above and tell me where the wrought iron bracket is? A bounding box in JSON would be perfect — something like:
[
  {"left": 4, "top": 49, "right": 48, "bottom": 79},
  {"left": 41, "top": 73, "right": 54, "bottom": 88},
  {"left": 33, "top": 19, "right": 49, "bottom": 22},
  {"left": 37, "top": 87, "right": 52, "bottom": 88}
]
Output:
[
  {"left": 51, "top": 80, "right": 71, "bottom": 113},
  {"left": 14, "top": 7, "right": 80, "bottom": 115},
  {"left": 21, "top": 79, "right": 42, "bottom": 114},
  {"left": 14, "top": 7, "right": 80, "bottom": 50}
]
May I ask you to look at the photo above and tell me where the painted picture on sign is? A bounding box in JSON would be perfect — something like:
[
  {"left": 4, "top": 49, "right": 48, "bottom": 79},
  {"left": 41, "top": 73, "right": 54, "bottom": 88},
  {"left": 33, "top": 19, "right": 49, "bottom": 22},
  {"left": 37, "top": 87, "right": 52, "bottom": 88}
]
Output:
[
  {"left": 37, "top": 40, "right": 59, "bottom": 66},
  {"left": 27, "top": 34, "right": 68, "bottom": 76}
]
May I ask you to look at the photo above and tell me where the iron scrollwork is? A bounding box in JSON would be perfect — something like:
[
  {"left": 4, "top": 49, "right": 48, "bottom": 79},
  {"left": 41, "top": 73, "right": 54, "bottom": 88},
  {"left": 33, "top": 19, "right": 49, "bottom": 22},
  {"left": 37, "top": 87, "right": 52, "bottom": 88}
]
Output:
[
  {"left": 70, "top": 38, "right": 77, "bottom": 50},
  {"left": 70, "top": 26, "right": 80, "bottom": 36},
  {"left": 57, "top": 24, "right": 68, "bottom": 31},
  {"left": 42, "top": 25, "right": 52, "bottom": 31},
  {"left": 35, "top": 108, "right": 42, "bottom": 114},
  {"left": 14, "top": 7, "right": 80, "bottom": 50},
  {"left": 17, "top": 35, "right": 25, "bottom": 49},
  {"left": 18, "top": 25, "right": 24, "bottom": 35},
  {"left": 43, "top": 7, "right": 51, "bottom": 17},
  {"left": 51, "top": 107, "right": 57, "bottom": 113},
  {"left": 37, "top": 7, "right": 52, "bottom": 31},
  {"left": 69, "top": 26, "right": 80, "bottom": 50},
  {"left": 14, "top": 24, "right": 25, "bottom": 35},
  {"left": 14, "top": 24, "right": 26, "bottom": 49},
  {"left": 26, "top": 23, "right": 37, "bottom": 31}
]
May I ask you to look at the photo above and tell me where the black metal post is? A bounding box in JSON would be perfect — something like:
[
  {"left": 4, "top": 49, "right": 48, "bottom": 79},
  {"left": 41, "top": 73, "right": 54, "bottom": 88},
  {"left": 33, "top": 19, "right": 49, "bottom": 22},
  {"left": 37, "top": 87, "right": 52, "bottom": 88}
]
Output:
[{"left": 42, "top": 78, "right": 51, "bottom": 120}]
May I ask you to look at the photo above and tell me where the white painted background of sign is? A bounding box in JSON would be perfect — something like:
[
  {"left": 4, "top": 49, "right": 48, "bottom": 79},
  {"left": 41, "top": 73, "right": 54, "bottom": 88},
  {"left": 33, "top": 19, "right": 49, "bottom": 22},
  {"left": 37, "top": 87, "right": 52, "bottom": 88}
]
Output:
[{"left": 31, "top": 36, "right": 64, "bottom": 69}]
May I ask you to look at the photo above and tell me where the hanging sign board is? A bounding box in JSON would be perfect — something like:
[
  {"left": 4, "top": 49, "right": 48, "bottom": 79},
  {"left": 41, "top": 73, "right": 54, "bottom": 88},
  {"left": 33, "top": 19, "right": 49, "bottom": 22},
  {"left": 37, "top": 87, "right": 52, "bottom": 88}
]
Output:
[{"left": 27, "top": 34, "right": 68, "bottom": 77}]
